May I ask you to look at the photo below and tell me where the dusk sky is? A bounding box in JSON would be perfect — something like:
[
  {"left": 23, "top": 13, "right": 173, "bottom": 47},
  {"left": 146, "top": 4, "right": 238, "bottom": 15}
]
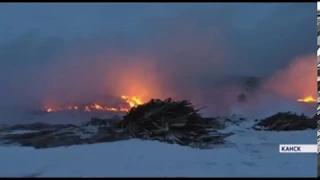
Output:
[{"left": 0, "top": 3, "right": 316, "bottom": 113}]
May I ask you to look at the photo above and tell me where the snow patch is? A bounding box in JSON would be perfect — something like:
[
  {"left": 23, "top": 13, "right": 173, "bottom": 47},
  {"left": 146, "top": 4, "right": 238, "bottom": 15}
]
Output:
[
  {"left": 0, "top": 130, "right": 39, "bottom": 135},
  {"left": 0, "top": 130, "right": 316, "bottom": 177}
]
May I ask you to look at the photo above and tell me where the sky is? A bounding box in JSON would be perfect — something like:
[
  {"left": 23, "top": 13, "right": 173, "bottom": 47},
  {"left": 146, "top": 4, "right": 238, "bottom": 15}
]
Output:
[{"left": 0, "top": 3, "right": 316, "bottom": 116}]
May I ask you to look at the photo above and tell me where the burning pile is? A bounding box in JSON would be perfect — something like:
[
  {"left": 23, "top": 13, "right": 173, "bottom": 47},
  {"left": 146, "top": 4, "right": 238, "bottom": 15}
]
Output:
[
  {"left": 38, "top": 95, "right": 143, "bottom": 113},
  {"left": 0, "top": 98, "right": 232, "bottom": 149},
  {"left": 116, "top": 98, "right": 231, "bottom": 148}
]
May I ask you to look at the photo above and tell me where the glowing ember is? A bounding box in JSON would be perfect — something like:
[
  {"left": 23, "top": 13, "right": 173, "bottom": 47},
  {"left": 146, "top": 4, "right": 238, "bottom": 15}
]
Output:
[
  {"left": 297, "top": 96, "right": 316, "bottom": 103},
  {"left": 40, "top": 96, "right": 143, "bottom": 113}
]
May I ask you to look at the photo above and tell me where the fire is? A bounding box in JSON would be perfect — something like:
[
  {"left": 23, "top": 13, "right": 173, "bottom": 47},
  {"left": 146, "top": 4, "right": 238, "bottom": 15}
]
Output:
[
  {"left": 121, "top": 95, "right": 143, "bottom": 107},
  {"left": 297, "top": 96, "right": 316, "bottom": 103},
  {"left": 262, "top": 54, "right": 317, "bottom": 104},
  {"left": 93, "top": 104, "right": 103, "bottom": 110},
  {"left": 40, "top": 95, "right": 143, "bottom": 113}
]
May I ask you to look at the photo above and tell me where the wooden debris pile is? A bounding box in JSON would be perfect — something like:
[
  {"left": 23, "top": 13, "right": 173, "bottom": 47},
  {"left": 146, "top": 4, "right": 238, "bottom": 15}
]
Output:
[
  {"left": 0, "top": 99, "right": 233, "bottom": 149},
  {"left": 116, "top": 98, "right": 232, "bottom": 148},
  {"left": 253, "top": 112, "right": 317, "bottom": 131}
]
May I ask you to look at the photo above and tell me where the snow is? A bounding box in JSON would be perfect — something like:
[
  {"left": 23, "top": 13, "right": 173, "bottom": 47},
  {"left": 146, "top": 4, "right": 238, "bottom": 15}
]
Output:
[
  {"left": 0, "top": 130, "right": 39, "bottom": 135},
  {"left": 74, "top": 125, "right": 99, "bottom": 139},
  {"left": 0, "top": 121, "right": 316, "bottom": 177}
]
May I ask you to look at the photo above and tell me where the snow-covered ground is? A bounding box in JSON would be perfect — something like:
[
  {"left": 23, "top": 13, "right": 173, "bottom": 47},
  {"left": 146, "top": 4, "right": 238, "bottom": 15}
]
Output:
[{"left": 0, "top": 121, "right": 316, "bottom": 177}]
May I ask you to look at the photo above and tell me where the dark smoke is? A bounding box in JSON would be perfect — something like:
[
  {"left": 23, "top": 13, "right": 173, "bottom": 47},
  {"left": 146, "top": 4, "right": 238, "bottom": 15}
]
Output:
[{"left": 0, "top": 3, "right": 316, "bottom": 120}]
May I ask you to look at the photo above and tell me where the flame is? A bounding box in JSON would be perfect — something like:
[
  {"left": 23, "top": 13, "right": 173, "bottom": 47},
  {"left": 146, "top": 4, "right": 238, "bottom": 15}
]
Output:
[
  {"left": 85, "top": 106, "right": 91, "bottom": 112},
  {"left": 263, "top": 54, "right": 317, "bottom": 102},
  {"left": 297, "top": 96, "right": 316, "bottom": 103},
  {"left": 40, "top": 95, "right": 143, "bottom": 113},
  {"left": 93, "top": 104, "right": 103, "bottom": 110},
  {"left": 121, "top": 95, "right": 143, "bottom": 107}
]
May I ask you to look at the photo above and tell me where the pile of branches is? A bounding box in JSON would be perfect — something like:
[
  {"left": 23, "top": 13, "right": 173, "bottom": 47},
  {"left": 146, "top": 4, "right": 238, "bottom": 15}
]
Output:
[
  {"left": 116, "top": 98, "right": 232, "bottom": 148},
  {"left": 0, "top": 99, "right": 232, "bottom": 149},
  {"left": 253, "top": 112, "right": 317, "bottom": 131}
]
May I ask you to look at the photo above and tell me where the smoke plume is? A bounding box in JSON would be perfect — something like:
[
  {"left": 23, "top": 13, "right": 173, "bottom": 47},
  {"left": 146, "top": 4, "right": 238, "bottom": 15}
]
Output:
[{"left": 0, "top": 3, "right": 316, "bottom": 120}]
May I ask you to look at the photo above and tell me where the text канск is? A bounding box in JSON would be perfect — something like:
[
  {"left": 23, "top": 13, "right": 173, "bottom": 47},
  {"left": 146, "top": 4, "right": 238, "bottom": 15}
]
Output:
[{"left": 279, "top": 144, "right": 317, "bottom": 153}]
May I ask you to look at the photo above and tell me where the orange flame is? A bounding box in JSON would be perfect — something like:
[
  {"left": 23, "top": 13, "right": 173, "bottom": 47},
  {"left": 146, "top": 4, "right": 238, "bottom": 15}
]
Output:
[
  {"left": 121, "top": 95, "right": 142, "bottom": 107},
  {"left": 297, "top": 96, "right": 316, "bottom": 103},
  {"left": 40, "top": 95, "right": 143, "bottom": 113}
]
